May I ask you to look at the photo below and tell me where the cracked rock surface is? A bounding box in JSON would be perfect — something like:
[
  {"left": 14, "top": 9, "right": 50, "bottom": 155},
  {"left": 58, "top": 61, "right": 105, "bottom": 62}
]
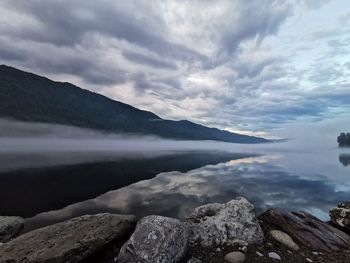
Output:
[
  {"left": 118, "top": 215, "right": 188, "bottom": 263},
  {"left": 186, "top": 197, "right": 264, "bottom": 248}
]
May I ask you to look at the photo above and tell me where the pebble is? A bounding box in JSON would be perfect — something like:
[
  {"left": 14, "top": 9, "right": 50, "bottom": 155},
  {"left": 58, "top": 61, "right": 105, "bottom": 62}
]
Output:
[
  {"left": 187, "top": 257, "right": 202, "bottom": 263},
  {"left": 306, "top": 259, "right": 313, "bottom": 263},
  {"left": 268, "top": 252, "right": 281, "bottom": 261},
  {"left": 239, "top": 246, "right": 247, "bottom": 252},
  {"left": 224, "top": 251, "right": 246, "bottom": 263},
  {"left": 216, "top": 247, "right": 221, "bottom": 252},
  {"left": 312, "top": 252, "right": 319, "bottom": 255},
  {"left": 270, "top": 230, "right": 299, "bottom": 251},
  {"left": 256, "top": 251, "right": 264, "bottom": 257}
]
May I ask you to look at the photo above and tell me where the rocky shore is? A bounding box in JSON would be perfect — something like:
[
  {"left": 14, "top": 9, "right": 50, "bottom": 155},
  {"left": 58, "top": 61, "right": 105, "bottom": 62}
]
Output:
[{"left": 0, "top": 198, "right": 349, "bottom": 263}]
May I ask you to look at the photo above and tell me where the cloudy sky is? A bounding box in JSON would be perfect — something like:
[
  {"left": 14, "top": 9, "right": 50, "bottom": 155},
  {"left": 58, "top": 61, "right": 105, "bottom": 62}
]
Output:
[{"left": 0, "top": 0, "right": 349, "bottom": 138}]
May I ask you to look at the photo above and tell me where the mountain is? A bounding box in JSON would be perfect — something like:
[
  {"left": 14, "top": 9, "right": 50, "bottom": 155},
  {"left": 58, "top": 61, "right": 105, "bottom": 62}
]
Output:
[{"left": 0, "top": 65, "right": 268, "bottom": 143}]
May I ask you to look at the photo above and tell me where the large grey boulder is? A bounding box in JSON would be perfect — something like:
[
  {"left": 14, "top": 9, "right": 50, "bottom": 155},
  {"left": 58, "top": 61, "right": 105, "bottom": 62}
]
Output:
[
  {"left": 0, "top": 213, "right": 136, "bottom": 263},
  {"left": 330, "top": 202, "right": 350, "bottom": 232},
  {"left": 186, "top": 197, "right": 264, "bottom": 248},
  {"left": 0, "top": 216, "right": 24, "bottom": 242},
  {"left": 118, "top": 215, "right": 188, "bottom": 263}
]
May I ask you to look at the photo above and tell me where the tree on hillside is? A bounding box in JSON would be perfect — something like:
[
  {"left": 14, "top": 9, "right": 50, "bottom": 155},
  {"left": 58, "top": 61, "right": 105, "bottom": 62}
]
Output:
[{"left": 337, "top": 132, "right": 350, "bottom": 147}]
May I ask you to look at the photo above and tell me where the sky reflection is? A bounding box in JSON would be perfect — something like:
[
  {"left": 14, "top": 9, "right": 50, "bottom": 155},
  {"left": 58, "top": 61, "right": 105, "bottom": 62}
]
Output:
[{"left": 24, "top": 152, "right": 350, "bottom": 232}]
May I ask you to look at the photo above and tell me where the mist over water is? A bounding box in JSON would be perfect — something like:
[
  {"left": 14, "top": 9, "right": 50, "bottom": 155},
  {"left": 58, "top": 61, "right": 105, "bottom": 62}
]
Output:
[{"left": 0, "top": 118, "right": 350, "bottom": 231}]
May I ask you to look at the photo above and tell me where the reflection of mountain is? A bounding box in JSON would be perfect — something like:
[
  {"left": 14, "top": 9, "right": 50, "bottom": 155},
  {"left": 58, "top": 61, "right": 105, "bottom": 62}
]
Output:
[
  {"left": 339, "top": 154, "right": 350, "bottom": 167},
  {"left": 0, "top": 151, "right": 251, "bottom": 218}
]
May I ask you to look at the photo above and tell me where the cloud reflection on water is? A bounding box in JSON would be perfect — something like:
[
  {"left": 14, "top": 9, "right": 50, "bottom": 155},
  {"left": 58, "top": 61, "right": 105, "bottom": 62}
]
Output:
[{"left": 25, "top": 154, "right": 350, "bottom": 231}]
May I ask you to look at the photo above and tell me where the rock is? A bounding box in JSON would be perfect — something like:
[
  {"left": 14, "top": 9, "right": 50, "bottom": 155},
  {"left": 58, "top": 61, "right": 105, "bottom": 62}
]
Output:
[
  {"left": 118, "top": 215, "right": 188, "bottom": 263},
  {"left": 0, "top": 216, "right": 24, "bottom": 242},
  {"left": 239, "top": 245, "right": 247, "bottom": 252},
  {"left": 270, "top": 230, "right": 299, "bottom": 250},
  {"left": 306, "top": 258, "right": 313, "bottom": 262},
  {"left": 259, "top": 209, "right": 350, "bottom": 252},
  {"left": 224, "top": 251, "right": 246, "bottom": 263},
  {"left": 256, "top": 251, "right": 264, "bottom": 257},
  {"left": 0, "top": 213, "right": 136, "bottom": 263},
  {"left": 268, "top": 252, "right": 281, "bottom": 260},
  {"left": 187, "top": 257, "right": 202, "bottom": 263},
  {"left": 330, "top": 202, "right": 350, "bottom": 232},
  {"left": 186, "top": 197, "right": 264, "bottom": 247}
]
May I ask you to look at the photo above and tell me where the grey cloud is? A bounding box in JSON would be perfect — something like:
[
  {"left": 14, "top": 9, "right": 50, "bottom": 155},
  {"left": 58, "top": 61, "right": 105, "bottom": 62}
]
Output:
[
  {"left": 3, "top": 1, "right": 205, "bottom": 61},
  {"left": 0, "top": 0, "right": 206, "bottom": 86},
  {"left": 308, "top": 66, "right": 343, "bottom": 83},
  {"left": 0, "top": 0, "right": 293, "bottom": 72},
  {"left": 254, "top": 91, "right": 350, "bottom": 125},
  {"left": 325, "top": 37, "right": 350, "bottom": 57},
  {"left": 122, "top": 51, "right": 177, "bottom": 70},
  {"left": 158, "top": 77, "right": 182, "bottom": 90},
  {"left": 204, "top": 0, "right": 292, "bottom": 67},
  {"left": 345, "top": 61, "right": 350, "bottom": 70},
  {"left": 200, "top": 82, "right": 350, "bottom": 132},
  {"left": 0, "top": 48, "right": 25, "bottom": 62},
  {"left": 297, "top": 0, "right": 331, "bottom": 10},
  {"left": 0, "top": 0, "right": 347, "bottom": 133},
  {"left": 0, "top": 35, "right": 127, "bottom": 85},
  {"left": 328, "top": 38, "right": 350, "bottom": 48},
  {"left": 339, "top": 12, "right": 350, "bottom": 25},
  {"left": 310, "top": 29, "right": 344, "bottom": 41},
  {"left": 233, "top": 57, "right": 280, "bottom": 79}
]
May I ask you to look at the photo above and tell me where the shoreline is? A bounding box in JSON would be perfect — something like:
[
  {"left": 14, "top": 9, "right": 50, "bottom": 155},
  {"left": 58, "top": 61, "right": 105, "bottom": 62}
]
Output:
[{"left": 1, "top": 197, "right": 349, "bottom": 263}]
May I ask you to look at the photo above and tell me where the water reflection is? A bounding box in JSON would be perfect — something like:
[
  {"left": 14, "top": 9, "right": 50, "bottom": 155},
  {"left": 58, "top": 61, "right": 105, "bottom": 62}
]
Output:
[
  {"left": 0, "top": 151, "right": 252, "bottom": 218},
  {"left": 24, "top": 154, "right": 350, "bottom": 232},
  {"left": 339, "top": 154, "right": 350, "bottom": 167}
]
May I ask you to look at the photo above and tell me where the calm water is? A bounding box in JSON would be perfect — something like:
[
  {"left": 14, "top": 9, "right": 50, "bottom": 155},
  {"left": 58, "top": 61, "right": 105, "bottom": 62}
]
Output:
[{"left": 0, "top": 139, "right": 349, "bottom": 232}]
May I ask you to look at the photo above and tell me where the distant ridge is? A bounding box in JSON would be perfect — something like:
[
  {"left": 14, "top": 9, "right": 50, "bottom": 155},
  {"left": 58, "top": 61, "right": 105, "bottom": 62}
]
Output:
[{"left": 0, "top": 65, "right": 268, "bottom": 143}]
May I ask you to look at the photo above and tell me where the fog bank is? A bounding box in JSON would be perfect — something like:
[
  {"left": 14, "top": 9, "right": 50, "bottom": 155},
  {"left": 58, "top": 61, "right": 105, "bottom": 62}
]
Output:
[{"left": 1, "top": 117, "right": 349, "bottom": 155}]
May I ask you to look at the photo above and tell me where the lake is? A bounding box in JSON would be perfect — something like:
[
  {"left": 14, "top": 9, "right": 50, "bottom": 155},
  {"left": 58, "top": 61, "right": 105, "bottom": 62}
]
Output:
[{"left": 0, "top": 138, "right": 349, "bottom": 232}]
